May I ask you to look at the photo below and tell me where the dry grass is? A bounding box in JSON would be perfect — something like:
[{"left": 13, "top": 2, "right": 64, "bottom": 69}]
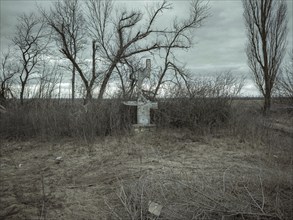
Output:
[
  {"left": 0, "top": 121, "right": 292, "bottom": 219},
  {"left": 108, "top": 168, "right": 292, "bottom": 220},
  {"left": 0, "top": 99, "right": 132, "bottom": 141},
  {"left": 0, "top": 98, "right": 292, "bottom": 219}
]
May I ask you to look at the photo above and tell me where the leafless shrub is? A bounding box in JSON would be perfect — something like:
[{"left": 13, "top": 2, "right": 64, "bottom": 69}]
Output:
[
  {"left": 0, "top": 71, "right": 244, "bottom": 140},
  {"left": 228, "top": 101, "right": 267, "bottom": 145},
  {"left": 154, "top": 72, "right": 244, "bottom": 134},
  {"left": 0, "top": 99, "right": 132, "bottom": 141}
]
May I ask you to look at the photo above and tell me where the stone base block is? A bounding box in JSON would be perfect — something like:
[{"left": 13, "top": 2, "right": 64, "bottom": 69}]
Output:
[{"left": 132, "top": 124, "right": 157, "bottom": 133}]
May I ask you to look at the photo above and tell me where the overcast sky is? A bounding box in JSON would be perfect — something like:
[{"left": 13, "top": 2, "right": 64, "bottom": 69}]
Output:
[{"left": 0, "top": 0, "right": 292, "bottom": 96}]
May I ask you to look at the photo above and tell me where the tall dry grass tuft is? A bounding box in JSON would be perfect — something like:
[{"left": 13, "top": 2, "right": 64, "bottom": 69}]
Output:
[
  {"left": 0, "top": 99, "right": 132, "bottom": 141},
  {"left": 154, "top": 99, "right": 233, "bottom": 135},
  {"left": 155, "top": 97, "right": 232, "bottom": 134},
  {"left": 228, "top": 102, "right": 266, "bottom": 145},
  {"left": 153, "top": 72, "right": 244, "bottom": 134},
  {"left": 228, "top": 98, "right": 293, "bottom": 150}
]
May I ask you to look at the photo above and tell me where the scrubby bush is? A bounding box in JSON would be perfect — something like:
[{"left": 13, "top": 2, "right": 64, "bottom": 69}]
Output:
[
  {"left": 0, "top": 72, "right": 247, "bottom": 139},
  {"left": 154, "top": 72, "right": 244, "bottom": 133},
  {"left": 0, "top": 99, "right": 133, "bottom": 141},
  {"left": 155, "top": 97, "right": 231, "bottom": 133}
]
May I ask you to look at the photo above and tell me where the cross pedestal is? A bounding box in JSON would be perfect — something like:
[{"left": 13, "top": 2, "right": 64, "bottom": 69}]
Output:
[{"left": 123, "top": 101, "right": 158, "bottom": 132}]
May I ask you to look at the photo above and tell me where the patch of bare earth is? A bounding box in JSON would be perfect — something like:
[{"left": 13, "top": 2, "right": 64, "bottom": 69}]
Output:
[{"left": 0, "top": 127, "right": 292, "bottom": 219}]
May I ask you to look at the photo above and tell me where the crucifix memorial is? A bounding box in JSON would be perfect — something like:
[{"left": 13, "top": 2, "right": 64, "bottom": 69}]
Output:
[{"left": 123, "top": 59, "right": 158, "bottom": 130}]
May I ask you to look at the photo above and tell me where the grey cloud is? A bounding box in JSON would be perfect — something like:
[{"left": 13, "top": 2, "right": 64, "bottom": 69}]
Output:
[
  {"left": 188, "top": 1, "right": 247, "bottom": 68},
  {"left": 0, "top": 0, "right": 292, "bottom": 96},
  {"left": 0, "top": 0, "right": 52, "bottom": 50}
]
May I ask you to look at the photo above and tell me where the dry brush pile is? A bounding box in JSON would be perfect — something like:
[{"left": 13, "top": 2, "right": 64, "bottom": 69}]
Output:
[{"left": 106, "top": 168, "right": 292, "bottom": 220}]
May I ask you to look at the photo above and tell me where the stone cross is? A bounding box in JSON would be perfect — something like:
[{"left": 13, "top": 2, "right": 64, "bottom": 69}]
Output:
[
  {"left": 123, "top": 59, "right": 158, "bottom": 129},
  {"left": 137, "top": 59, "right": 151, "bottom": 102}
]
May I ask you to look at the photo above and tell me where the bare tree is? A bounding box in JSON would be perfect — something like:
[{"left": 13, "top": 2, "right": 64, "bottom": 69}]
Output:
[
  {"left": 152, "top": 0, "right": 208, "bottom": 98},
  {"left": 0, "top": 49, "right": 18, "bottom": 104},
  {"left": 242, "top": 0, "right": 288, "bottom": 114},
  {"left": 43, "top": 0, "right": 100, "bottom": 104},
  {"left": 42, "top": 0, "right": 209, "bottom": 102},
  {"left": 13, "top": 13, "right": 49, "bottom": 105},
  {"left": 87, "top": 0, "right": 209, "bottom": 100},
  {"left": 43, "top": 0, "right": 86, "bottom": 102},
  {"left": 34, "top": 61, "right": 63, "bottom": 99}
]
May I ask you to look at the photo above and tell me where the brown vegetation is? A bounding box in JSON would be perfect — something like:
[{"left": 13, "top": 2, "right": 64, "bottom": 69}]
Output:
[{"left": 0, "top": 98, "right": 292, "bottom": 220}]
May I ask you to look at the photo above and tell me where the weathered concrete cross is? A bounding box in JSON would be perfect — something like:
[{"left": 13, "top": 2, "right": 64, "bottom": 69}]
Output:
[{"left": 124, "top": 59, "right": 158, "bottom": 128}]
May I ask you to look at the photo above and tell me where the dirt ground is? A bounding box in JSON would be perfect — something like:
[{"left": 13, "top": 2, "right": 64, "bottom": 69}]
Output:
[{"left": 1, "top": 120, "right": 293, "bottom": 219}]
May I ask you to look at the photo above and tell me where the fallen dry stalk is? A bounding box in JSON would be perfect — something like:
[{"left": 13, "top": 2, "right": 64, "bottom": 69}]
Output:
[{"left": 39, "top": 174, "right": 46, "bottom": 220}]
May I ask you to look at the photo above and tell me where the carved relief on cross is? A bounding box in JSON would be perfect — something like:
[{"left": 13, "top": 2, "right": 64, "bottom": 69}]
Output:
[{"left": 136, "top": 59, "right": 151, "bottom": 102}]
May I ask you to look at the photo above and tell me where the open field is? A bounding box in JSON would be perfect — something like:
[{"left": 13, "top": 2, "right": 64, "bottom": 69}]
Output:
[
  {"left": 0, "top": 100, "right": 293, "bottom": 220},
  {"left": 1, "top": 131, "right": 292, "bottom": 219}
]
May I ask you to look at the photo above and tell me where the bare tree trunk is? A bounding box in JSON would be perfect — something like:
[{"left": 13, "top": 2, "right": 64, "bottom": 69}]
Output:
[
  {"left": 264, "top": 92, "right": 271, "bottom": 115},
  {"left": 84, "top": 87, "right": 92, "bottom": 105},
  {"left": 20, "top": 70, "right": 29, "bottom": 105},
  {"left": 20, "top": 83, "right": 25, "bottom": 105},
  {"left": 264, "top": 83, "right": 271, "bottom": 114},
  {"left": 153, "top": 65, "right": 168, "bottom": 98},
  {"left": 98, "top": 62, "right": 117, "bottom": 100},
  {"left": 83, "top": 40, "right": 96, "bottom": 104},
  {"left": 72, "top": 65, "right": 75, "bottom": 102}
]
